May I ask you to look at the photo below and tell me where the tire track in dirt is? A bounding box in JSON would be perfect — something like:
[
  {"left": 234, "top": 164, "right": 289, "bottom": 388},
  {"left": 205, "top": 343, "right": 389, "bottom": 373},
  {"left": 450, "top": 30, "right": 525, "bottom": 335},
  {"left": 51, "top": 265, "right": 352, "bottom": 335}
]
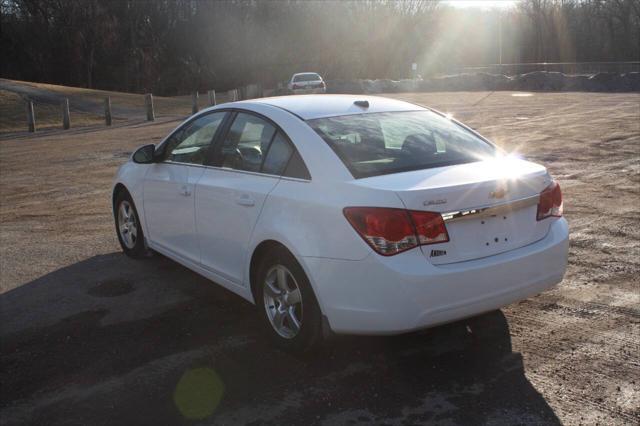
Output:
[
  {"left": 528, "top": 296, "right": 640, "bottom": 319},
  {"left": 505, "top": 303, "right": 639, "bottom": 424},
  {"left": 527, "top": 372, "right": 638, "bottom": 425},
  {"left": 507, "top": 305, "right": 638, "bottom": 353}
]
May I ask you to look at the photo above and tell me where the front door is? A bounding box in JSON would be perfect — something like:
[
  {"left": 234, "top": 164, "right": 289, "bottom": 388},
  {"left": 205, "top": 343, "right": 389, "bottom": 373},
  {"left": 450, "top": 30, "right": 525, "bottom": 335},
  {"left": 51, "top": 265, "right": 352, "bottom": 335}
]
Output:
[{"left": 143, "top": 111, "right": 227, "bottom": 263}]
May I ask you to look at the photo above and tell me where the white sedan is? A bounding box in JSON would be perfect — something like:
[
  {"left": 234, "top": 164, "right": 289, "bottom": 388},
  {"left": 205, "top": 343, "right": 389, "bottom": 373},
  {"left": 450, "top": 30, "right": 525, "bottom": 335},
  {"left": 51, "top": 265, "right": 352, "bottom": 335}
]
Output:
[
  {"left": 287, "top": 72, "right": 326, "bottom": 94},
  {"left": 113, "top": 95, "right": 568, "bottom": 351}
]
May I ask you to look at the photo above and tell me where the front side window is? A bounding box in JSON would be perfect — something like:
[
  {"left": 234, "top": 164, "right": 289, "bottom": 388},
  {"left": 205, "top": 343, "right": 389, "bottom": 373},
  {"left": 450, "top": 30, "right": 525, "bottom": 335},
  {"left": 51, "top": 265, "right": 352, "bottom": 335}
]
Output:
[
  {"left": 308, "top": 111, "right": 497, "bottom": 178},
  {"left": 217, "top": 113, "right": 276, "bottom": 172},
  {"left": 163, "top": 112, "right": 226, "bottom": 165}
]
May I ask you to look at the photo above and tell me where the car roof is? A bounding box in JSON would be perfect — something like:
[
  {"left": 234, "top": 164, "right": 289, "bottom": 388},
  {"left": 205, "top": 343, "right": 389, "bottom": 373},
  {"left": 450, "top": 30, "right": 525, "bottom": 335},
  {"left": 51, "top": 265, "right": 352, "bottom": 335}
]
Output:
[
  {"left": 292, "top": 72, "right": 321, "bottom": 77},
  {"left": 246, "top": 95, "right": 426, "bottom": 120}
]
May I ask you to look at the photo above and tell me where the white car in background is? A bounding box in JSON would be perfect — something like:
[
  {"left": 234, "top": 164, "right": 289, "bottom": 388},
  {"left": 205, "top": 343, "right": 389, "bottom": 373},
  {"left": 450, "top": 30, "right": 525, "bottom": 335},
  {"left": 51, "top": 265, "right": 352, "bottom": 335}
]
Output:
[
  {"left": 287, "top": 72, "right": 326, "bottom": 94},
  {"left": 112, "top": 95, "right": 569, "bottom": 351}
]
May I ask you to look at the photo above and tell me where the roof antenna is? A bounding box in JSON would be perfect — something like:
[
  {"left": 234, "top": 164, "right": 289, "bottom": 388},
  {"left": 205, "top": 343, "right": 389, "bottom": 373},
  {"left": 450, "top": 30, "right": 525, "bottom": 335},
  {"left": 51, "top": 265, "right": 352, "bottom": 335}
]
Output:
[{"left": 354, "top": 100, "right": 369, "bottom": 108}]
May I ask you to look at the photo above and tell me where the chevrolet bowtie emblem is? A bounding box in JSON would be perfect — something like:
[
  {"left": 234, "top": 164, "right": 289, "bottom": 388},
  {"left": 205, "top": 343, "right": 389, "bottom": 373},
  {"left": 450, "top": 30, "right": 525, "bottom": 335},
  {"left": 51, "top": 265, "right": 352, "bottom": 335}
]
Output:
[{"left": 490, "top": 187, "right": 508, "bottom": 199}]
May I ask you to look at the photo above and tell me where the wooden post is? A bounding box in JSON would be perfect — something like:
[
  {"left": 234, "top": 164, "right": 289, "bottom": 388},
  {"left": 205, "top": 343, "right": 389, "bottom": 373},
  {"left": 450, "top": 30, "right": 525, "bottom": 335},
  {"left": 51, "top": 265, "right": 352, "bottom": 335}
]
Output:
[
  {"left": 227, "top": 89, "right": 236, "bottom": 102},
  {"left": 246, "top": 84, "right": 260, "bottom": 99},
  {"left": 62, "top": 98, "right": 70, "bottom": 130},
  {"left": 26, "top": 100, "right": 36, "bottom": 132},
  {"left": 192, "top": 91, "right": 199, "bottom": 115},
  {"left": 208, "top": 89, "right": 216, "bottom": 106},
  {"left": 145, "top": 93, "right": 155, "bottom": 121},
  {"left": 104, "top": 96, "right": 112, "bottom": 126}
]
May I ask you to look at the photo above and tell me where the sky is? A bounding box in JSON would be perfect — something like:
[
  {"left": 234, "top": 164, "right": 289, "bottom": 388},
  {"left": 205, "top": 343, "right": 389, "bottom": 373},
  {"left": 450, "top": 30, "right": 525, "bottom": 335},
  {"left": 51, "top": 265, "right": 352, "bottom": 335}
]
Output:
[{"left": 442, "top": 0, "right": 518, "bottom": 9}]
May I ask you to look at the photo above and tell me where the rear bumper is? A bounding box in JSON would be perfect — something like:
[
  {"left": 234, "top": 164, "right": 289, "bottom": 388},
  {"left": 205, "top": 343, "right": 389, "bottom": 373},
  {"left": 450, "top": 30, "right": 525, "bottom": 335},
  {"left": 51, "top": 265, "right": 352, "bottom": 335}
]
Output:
[{"left": 302, "top": 218, "right": 569, "bottom": 335}]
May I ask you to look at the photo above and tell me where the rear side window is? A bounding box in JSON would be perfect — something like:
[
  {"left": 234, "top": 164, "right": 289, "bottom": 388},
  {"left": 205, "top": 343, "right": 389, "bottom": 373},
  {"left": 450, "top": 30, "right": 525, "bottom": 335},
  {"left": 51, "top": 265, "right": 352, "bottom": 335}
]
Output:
[
  {"left": 262, "top": 132, "right": 311, "bottom": 180},
  {"left": 283, "top": 150, "right": 311, "bottom": 180},
  {"left": 262, "top": 132, "right": 293, "bottom": 175},
  {"left": 293, "top": 73, "right": 321, "bottom": 82},
  {"left": 217, "top": 112, "right": 276, "bottom": 172},
  {"left": 215, "top": 113, "right": 311, "bottom": 179},
  {"left": 308, "top": 111, "right": 496, "bottom": 178}
]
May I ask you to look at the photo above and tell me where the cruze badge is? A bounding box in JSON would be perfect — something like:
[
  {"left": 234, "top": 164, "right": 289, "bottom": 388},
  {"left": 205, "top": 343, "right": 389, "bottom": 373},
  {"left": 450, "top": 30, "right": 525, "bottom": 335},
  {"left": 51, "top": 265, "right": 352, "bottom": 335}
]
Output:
[
  {"left": 424, "top": 199, "right": 447, "bottom": 206},
  {"left": 490, "top": 187, "right": 508, "bottom": 199}
]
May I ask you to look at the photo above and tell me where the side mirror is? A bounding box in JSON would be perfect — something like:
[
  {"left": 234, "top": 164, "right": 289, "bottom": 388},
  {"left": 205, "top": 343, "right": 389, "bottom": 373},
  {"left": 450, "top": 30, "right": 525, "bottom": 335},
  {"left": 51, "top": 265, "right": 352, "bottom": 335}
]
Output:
[{"left": 132, "top": 144, "right": 157, "bottom": 164}]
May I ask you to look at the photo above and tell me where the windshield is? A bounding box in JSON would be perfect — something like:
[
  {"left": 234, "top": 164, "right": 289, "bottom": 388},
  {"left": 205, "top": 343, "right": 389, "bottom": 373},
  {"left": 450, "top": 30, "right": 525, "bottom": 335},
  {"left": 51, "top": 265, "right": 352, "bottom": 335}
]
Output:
[
  {"left": 308, "top": 111, "right": 497, "bottom": 178},
  {"left": 293, "top": 73, "right": 321, "bottom": 82}
]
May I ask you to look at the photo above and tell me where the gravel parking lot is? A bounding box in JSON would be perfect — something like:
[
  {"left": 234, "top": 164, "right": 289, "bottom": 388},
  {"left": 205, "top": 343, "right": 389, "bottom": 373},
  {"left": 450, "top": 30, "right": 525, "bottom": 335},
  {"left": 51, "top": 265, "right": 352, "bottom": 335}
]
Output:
[{"left": 1, "top": 91, "right": 638, "bottom": 425}]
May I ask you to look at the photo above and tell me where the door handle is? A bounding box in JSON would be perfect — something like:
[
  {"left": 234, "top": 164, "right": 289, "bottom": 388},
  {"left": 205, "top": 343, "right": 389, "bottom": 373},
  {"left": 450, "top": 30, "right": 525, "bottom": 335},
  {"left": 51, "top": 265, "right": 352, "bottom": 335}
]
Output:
[
  {"left": 179, "top": 185, "right": 192, "bottom": 196},
  {"left": 236, "top": 194, "right": 255, "bottom": 207}
]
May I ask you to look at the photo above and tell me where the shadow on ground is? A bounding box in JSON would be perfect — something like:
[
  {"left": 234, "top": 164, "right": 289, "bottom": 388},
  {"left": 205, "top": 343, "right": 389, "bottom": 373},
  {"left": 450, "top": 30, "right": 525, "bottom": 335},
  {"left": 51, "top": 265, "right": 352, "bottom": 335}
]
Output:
[{"left": 0, "top": 253, "right": 560, "bottom": 425}]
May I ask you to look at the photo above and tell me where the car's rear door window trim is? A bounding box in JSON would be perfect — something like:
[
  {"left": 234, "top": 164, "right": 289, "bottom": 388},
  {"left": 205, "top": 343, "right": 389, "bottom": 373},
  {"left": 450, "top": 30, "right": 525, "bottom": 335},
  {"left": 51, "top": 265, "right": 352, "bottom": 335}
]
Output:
[{"left": 207, "top": 108, "right": 312, "bottom": 181}]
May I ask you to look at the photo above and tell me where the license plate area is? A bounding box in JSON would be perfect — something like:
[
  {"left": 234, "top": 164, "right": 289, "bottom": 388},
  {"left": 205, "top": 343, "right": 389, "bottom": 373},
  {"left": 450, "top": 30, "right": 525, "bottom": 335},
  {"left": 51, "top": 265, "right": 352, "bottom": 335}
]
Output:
[
  {"left": 452, "top": 213, "right": 518, "bottom": 257},
  {"left": 426, "top": 201, "right": 546, "bottom": 265},
  {"left": 478, "top": 214, "right": 513, "bottom": 249}
]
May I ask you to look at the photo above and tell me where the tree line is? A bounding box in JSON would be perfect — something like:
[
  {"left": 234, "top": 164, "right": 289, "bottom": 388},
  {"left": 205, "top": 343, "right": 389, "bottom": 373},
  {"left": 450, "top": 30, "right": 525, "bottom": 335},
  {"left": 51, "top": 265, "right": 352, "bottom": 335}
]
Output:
[{"left": 1, "top": 0, "right": 638, "bottom": 96}]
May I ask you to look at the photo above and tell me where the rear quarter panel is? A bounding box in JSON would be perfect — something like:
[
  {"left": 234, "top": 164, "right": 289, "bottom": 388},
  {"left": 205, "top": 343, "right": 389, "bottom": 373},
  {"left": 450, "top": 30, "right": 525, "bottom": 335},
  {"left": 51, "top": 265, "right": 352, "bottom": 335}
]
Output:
[{"left": 248, "top": 178, "right": 408, "bottom": 261}]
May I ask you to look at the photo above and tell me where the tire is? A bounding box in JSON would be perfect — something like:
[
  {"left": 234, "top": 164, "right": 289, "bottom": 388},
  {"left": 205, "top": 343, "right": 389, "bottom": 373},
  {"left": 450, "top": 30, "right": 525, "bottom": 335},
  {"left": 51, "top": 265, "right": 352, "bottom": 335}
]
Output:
[
  {"left": 255, "top": 246, "right": 323, "bottom": 352},
  {"left": 114, "top": 190, "right": 148, "bottom": 259}
]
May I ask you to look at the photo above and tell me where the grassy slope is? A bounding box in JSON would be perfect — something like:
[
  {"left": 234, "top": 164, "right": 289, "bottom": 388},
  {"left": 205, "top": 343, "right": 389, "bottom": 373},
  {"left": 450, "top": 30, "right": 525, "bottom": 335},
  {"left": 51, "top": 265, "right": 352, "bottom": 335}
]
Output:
[
  {"left": 0, "top": 89, "right": 107, "bottom": 133},
  {"left": 0, "top": 80, "right": 231, "bottom": 133},
  {"left": 21, "top": 80, "right": 195, "bottom": 115}
]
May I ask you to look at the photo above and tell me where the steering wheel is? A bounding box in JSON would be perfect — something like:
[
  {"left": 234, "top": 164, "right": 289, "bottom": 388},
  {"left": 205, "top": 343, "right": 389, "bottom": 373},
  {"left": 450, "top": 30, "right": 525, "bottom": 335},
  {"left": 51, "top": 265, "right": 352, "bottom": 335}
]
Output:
[{"left": 229, "top": 147, "right": 244, "bottom": 169}]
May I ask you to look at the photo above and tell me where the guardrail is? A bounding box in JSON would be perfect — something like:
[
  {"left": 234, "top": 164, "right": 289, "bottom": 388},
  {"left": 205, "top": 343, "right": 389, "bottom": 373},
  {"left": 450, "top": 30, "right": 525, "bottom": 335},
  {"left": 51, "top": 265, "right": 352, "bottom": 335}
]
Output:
[{"left": 21, "top": 83, "right": 268, "bottom": 133}]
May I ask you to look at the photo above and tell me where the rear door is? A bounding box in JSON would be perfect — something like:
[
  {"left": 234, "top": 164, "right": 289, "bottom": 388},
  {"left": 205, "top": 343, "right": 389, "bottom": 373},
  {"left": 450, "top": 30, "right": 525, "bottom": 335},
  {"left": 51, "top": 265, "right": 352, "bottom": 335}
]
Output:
[
  {"left": 143, "top": 111, "right": 227, "bottom": 263},
  {"left": 195, "top": 111, "right": 297, "bottom": 285}
]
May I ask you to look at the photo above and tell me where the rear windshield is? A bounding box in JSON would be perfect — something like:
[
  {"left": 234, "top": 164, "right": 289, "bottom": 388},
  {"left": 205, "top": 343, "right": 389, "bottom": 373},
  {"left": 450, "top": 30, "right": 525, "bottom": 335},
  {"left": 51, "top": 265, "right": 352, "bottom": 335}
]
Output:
[
  {"left": 293, "top": 73, "right": 321, "bottom": 82},
  {"left": 308, "top": 111, "right": 497, "bottom": 178}
]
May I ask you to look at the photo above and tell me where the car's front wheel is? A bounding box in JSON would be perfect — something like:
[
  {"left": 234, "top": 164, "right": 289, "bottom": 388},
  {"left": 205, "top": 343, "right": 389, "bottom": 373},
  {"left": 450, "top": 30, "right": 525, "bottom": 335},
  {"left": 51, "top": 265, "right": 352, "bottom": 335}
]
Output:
[
  {"left": 255, "top": 247, "right": 322, "bottom": 352},
  {"left": 114, "top": 190, "right": 148, "bottom": 259}
]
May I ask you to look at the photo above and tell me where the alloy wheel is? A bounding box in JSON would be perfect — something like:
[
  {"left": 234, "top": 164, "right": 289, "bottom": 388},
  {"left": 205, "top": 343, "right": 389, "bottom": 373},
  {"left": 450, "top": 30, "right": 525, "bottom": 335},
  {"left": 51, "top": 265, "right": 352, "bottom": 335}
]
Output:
[
  {"left": 263, "top": 264, "right": 303, "bottom": 339},
  {"left": 118, "top": 200, "right": 138, "bottom": 249}
]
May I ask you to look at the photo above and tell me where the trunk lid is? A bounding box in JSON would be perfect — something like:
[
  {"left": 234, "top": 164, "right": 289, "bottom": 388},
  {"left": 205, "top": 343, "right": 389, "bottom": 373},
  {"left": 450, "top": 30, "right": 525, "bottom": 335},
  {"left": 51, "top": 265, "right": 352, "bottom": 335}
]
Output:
[{"left": 354, "top": 158, "right": 554, "bottom": 264}]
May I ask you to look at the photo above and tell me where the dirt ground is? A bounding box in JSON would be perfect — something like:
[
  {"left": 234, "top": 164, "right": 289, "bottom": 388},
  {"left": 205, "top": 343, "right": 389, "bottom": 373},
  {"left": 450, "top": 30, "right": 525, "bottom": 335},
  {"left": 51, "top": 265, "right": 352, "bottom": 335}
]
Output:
[{"left": 0, "top": 91, "right": 638, "bottom": 425}]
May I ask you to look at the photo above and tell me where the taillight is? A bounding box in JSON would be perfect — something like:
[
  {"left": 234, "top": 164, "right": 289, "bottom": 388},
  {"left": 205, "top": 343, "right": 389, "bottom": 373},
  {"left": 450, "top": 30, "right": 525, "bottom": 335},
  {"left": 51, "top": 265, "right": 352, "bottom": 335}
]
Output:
[
  {"left": 409, "top": 211, "right": 449, "bottom": 245},
  {"left": 537, "top": 181, "right": 563, "bottom": 221},
  {"left": 343, "top": 207, "right": 449, "bottom": 256}
]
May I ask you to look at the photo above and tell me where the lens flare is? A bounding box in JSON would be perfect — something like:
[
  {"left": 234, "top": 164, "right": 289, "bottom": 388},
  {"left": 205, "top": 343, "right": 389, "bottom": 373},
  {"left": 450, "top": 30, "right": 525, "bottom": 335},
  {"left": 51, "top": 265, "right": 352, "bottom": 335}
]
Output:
[{"left": 174, "top": 368, "right": 225, "bottom": 420}]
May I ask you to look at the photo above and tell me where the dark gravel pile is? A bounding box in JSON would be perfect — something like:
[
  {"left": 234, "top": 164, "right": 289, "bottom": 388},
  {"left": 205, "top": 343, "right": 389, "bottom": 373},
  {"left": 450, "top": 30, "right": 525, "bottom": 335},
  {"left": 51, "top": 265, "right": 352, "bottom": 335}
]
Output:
[{"left": 327, "top": 71, "right": 640, "bottom": 94}]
